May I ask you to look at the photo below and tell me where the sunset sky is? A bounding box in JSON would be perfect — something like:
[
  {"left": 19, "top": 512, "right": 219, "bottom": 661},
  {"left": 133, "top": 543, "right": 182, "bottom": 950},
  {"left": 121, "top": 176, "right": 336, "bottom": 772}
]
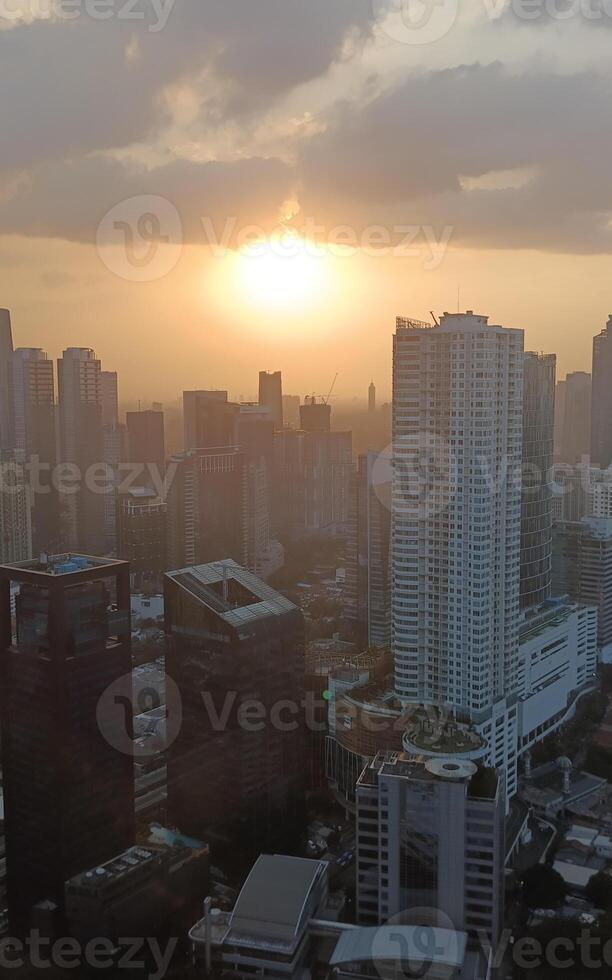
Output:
[{"left": 2, "top": 0, "right": 611, "bottom": 401}]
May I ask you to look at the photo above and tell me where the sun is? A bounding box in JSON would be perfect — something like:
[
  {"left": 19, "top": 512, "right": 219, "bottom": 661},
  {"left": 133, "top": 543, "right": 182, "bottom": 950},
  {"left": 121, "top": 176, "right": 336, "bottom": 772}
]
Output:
[{"left": 234, "top": 233, "right": 330, "bottom": 311}]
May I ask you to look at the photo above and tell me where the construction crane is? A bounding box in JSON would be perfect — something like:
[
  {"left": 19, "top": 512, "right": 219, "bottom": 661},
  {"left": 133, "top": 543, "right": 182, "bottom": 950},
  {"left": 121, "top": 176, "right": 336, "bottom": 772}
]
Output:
[{"left": 323, "top": 372, "right": 339, "bottom": 405}]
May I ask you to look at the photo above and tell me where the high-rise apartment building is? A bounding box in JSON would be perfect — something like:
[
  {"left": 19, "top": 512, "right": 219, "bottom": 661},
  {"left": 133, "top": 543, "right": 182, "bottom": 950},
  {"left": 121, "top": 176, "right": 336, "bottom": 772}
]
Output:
[
  {"left": 102, "top": 420, "right": 128, "bottom": 554},
  {"left": 274, "top": 424, "right": 352, "bottom": 538},
  {"left": 591, "top": 315, "right": 612, "bottom": 468},
  {"left": 117, "top": 487, "right": 167, "bottom": 585},
  {"left": 344, "top": 451, "right": 391, "bottom": 647},
  {"left": 165, "top": 560, "right": 304, "bottom": 847},
  {"left": 183, "top": 390, "right": 238, "bottom": 451},
  {"left": 258, "top": 370, "right": 283, "bottom": 429},
  {"left": 0, "top": 554, "right": 134, "bottom": 929},
  {"left": 0, "top": 308, "right": 15, "bottom": 451},
  {"left": 12, "top": 347, "right": 58, "bottom": 553},
  {"left": 0, "top": 452, "right": 32, "bottom": 563},
  {"left": 553, "top": 516, "right": 612, "bottom": 655},
  {"left": 57, "top": 348, "right": 105, "bottom": 554},
  {"left": 282, "top": 394, "right": 300, "bottom": 428},
  {"left": 521, "top": 352, "right": 556, "bottom": 609},
  {"left": 100, "top": 370, "right": 119, "bottom": 426},
  {"left": 126, "top": 409, "right": 165, "bottom": 488},
  {"left": 300, "top": 396, "right": 331, "bottom": 433},
  {"left": 555, "top": 371, "right": 591, "bottom": 464},
  {"left": 166, "top": 447, "right": 247, "bottom": 570},
  {"left": 392, "top": 312, "right": 523, "bottom": 796},
  {"left": 356, "top": 752, "right": 505, "bottom": 945}
]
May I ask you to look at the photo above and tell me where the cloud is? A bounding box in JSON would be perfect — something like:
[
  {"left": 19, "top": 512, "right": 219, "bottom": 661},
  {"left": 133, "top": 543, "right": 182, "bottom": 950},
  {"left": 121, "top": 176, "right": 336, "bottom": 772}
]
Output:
[
  {"left": 0, "top": 155, "right": 295, "bottom": 242},
  {"left": 295, "top": 63, "right": 612, "bottom": 253},
  {"left": 0, "top": 1, "right": 375, "bottom": 173}
]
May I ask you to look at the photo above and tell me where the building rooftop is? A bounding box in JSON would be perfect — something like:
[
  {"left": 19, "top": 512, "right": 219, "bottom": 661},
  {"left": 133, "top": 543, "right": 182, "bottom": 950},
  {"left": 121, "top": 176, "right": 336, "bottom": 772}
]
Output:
[
  {"left": 229, "top": 854, "right": 326, "bottom": 945},
  {"left": 402, "top": 706, "right": 487, "bottom": 759},
  {"left": 0, "top": 553, "right": 125, "bottom": 577},
  {"left": 329, "top": 926, "right": 467, "bottom": 970},
  {"left": 165, "top": 559, "right": 297, "bottom": 631},
  {"left": 189, "top": 855, "right": 328, "bottom": 954}
]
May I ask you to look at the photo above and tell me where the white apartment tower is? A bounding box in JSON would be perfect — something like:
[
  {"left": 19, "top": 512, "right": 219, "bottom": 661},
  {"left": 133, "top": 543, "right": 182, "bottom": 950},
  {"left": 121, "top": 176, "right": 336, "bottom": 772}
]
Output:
[{"left": 392, "top": 313, "right": 524, "bottom": 793}]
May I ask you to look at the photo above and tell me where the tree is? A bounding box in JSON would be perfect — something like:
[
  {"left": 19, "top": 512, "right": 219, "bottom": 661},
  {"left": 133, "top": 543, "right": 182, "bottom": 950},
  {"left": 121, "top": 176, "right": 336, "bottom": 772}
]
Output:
[
  {"left": 586, "top": 871, "right": 612, "bottom": 910},
  {"left": 522, "top": 863, "right": 567, "bottom": 909}
]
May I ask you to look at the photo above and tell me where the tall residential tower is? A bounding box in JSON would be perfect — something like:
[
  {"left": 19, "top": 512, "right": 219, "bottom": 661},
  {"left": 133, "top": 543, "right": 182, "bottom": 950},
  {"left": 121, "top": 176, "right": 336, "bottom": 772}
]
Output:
[{"left": 392, "top": 312, "right": 523, "bottom": 795}]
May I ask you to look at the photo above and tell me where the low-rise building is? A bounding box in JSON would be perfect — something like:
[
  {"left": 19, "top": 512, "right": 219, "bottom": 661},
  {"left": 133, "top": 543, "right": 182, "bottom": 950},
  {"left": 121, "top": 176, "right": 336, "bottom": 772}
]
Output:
[
  {"left": 355, "top": 752, "right": 505, "bottom": 947},
  {"left": 66, "top": 837, "right": 209, "bottom": 942}
]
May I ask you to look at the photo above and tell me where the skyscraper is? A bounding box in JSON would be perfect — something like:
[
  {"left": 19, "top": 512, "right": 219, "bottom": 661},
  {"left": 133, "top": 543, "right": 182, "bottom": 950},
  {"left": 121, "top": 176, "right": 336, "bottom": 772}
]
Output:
[
  {"left": 165, "top": 560, "right": 304, "bottom": 848},
  {"left": 12, "top": 348, "right": 58, "bottom": 553},
  {"left": 183, "top": 389, "right": 238, "bottom": 451},
  {"left": 392, "top": 313, "right": 523, "bottom": 795},
  {"left": 166, "top": 446, "right": 247, "bottom": 569},
  {"left": 100, "top": 370, "right": 119, "bottom": 426},
  {"left": 0, "top": 554, "right": 135, "bottom": 929},
  {"left": 344, "top": 451, "right": 391, "bottom": 647},
  {"left": 521, "top": 352, "right": 556, "bottom": 609},
  {"left": 368, "top": 380, "right": 376, "bottom": 414},
  {"left": 556, "top": 371, "right": 591, "bottom": 464},
  {"left": 553, "top": 516, "right": 612, "bottom": 656},
  {"left": 300, "top": 396, "right": 331, "bottom": 433},
  {"left": 0, "top": 453, "right": 32, "bottom": 563},
  {"left": 258, "top": 370, "right": 283, "bottom": 429},
  {"left": 591, "top": 315, "right": 612, "bottom": 468},
  {"left": 126, "top": 409, "right": 165, "bottom": 488},
  {"left": 57, "top": 348, "right": 105, "bottom": 554},
  {"left": 0, "top": 308, "right": 15, "bottom": 450}
]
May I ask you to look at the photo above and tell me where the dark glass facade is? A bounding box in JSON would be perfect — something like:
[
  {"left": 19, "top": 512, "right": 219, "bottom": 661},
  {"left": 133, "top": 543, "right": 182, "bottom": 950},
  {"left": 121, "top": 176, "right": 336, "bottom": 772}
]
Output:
[
  {"left": 521, "top": 352, "right": 556, "bottom": 609},
  {"left": 0, "top": 556, "right": 134, "bottom": 930}
]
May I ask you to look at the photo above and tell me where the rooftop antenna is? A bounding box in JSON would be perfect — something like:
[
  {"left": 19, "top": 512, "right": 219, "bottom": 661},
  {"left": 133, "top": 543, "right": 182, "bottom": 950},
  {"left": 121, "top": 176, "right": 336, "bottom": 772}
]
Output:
[
  {"left": 430, "top": 311, "right": 439, "bottom": 326},
  {"left": 457, "top": 285, "right": 460, "bottom": 313}
]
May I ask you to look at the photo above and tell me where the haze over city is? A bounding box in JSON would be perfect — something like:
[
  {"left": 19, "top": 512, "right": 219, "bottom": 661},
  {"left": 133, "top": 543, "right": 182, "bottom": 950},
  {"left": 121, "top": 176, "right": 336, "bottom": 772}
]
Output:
[
  {"left": 4, "top": 3, "right": 612, "bottom": 979},
  {"left": 2, "top": 1, "right": 612, "bottom": 397}
]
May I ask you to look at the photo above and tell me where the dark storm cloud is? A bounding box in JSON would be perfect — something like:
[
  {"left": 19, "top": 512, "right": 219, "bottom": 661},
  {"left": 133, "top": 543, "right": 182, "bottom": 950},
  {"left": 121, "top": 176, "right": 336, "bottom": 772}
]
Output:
[
  {"left": 0, "top": 155, "right": 295, "bottom": 242},
  {"left": 295, "top": 63, "right": 612, "bottom": 253},
  {"left": 0, "top": 0, "right": 375, "bottom": 172}
]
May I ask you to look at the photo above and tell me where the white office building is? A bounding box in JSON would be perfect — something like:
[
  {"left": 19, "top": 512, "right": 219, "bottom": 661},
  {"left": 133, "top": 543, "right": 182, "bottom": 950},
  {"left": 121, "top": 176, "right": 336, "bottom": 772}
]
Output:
[{"left": 356, "top": 751, "right": 505, "bottom": 946}]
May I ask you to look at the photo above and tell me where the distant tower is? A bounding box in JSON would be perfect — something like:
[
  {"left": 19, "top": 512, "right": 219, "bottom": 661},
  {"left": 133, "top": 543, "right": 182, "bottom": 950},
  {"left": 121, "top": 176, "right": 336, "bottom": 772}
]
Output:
[
  {"left": 258, "top": 371, "right": 283, "bottom": 430},
  {"left": 0, "top": 309, "right": 15, "bottom": 450},
  {"left": 591, "top": 316, "right": 612, "bottom": 468},
  {"left": 12, "top": 348, "right": 58, "bottom": 553},
  {"left": 521, "top": 352, "right": 556, "bottom": 609},
  {"left": 558, "top": 371, "right": 591, "bottom": 464},
  {"left": 100, "top": 370, "right": 119, "bottom": 426},
  {"left": 368, "top": 380, "right": 376, "bottom": 414},
  {"left": 57, "top": 348, "right": 105, "bottom": 554}
]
